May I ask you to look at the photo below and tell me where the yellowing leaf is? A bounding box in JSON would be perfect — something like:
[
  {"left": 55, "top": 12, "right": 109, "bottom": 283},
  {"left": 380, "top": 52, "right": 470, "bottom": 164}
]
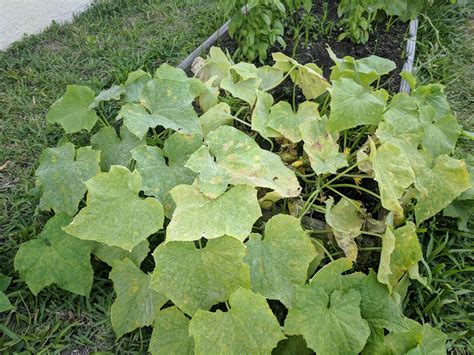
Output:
[
  {"left": 268, "top": 101, "right": 319, "bottom": 143},
  {"left": 91, "top": 240, "right": 149, "bottom": 267},
  {"left": 251, "top": 90, "right": 281, "bottom": 139},
  {"left": 122, "top": 69, "right": 152, "bottom": 103},
  {"left": 189, "top": 288, "right": 285, "bottom": 354},
  {"left": 46, "top": 85, "right": 98, "bottom": 133},
  {"left": 14, "top": 214, "right": 93, "bottom": 296},
  {"left": 110, "top": 258, "right": 167, "bottom": 338},
  {"left": 35, "top": 143, "right": 100, "bottom": 216},
  {"left": 167, "top": 184, "right": 261, "bottom": 243},
  {"left": 198, "top": 102, "right": 234, "bottom": 136},
  {"left": 151, "top": 236, "right": 250, "bottom": 315},
  {"left": 378, "top": 222, "right": 423, "bottom": 292},
  {"left": 301, "top": 117, "right": 347, "bottom": 174},
  {"left": 64, "top": 166, "right": 164, "bottom": 252},
  {"left": 325, "top": 197, "right": 364, "bottom": 261},
  {"left": 186, "top": 125, "right": 301, "bottom": 198},
  {"left": 220, "top": 62, "right": 262, "bottom": 105},
  {"left": 149, "top": 307, "right": 194, "bottom": 355},
  {"left": 193, "top": 46, "right": 233, "bottom": 86},
  {"left": 372, "top": 142, "right": 416, "bottom": 216},
  {"left": 244, "top": 215, "right": 317, "bottom": 306},
  {"left": 415, "top": 155, "right": 471, "bottom": 224}
]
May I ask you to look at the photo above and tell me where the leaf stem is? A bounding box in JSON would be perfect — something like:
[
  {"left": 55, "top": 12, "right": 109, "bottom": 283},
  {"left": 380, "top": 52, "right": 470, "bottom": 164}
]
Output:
[{"left": 263, "top": 64, "right": 298, "bottom": 92}]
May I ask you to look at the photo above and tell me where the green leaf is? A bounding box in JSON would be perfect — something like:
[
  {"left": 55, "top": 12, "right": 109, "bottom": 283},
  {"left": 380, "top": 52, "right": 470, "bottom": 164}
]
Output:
[
  {"left": 244, "top": 214, "right": 317, "bottom": 306},
  {"left": 327, "top": 78, "right": 385, "bottom": 132},
  {"left": 118, "top": 65, "right": 201, "bottom": 138},
  {"left": 412, "top": 84, "right": 451, "bottom": 119},
  {"left": 91, "top": 126, "right": 144, "bottom": 171},
  {"left": 64, "top": 166, "right": 164, "bottom": 252},
  {"left": 378, "top": 222, "right": 423, "bottom": 292},
  {"left": 122, "top": 69, "right": 152, "bottom": 103},
  {"left": 251, "top": 90, "right": 281, "bottom": 139},
  {"left": 14, "top": 214, "right": 93, "bottom": 296},
  {"left": 46, "top": 85, "right": 98, "bottom": 133},
  {"left": 151, "top": 236, "right": 250, "bottom": 315},
  {"left": 91, "top": 240, "right": 149, "bottom": 267},
  {"left": 131, "top": 132, "right": 201, "bottom": 217},
  {"left": 221, "top": 62, "right": 262, "bottom": 105},
  {"left": 197, "top": 76, "right": 219, "bottom": 113},
  {"left": 149, "top": 307, "right": 194, "bottom": 355},
  {"left": 194, "top": 46, "right": 233, "bottom": 86},
  {"left": 285, "top": 286, "right": 370, "bottom": 355},
  {"left": 0, "top": 274, "right": 13, "bottom": 312},
  {"left": 189, "top": 288, "right": 285, "bottom": 354},
  {"left": 110, "top": 258, "right": 167, "bottom": 338},
  {"left": 325, "top": 197, "right": 364, "bottom": 262},
  {"left": 267, "top": 101, "right": 319, "bottom": 143},
  {"left": 310, "top": 259, "right": 407, "bottom": 339},
  {"left": 363, "top": 319, "right": 447, "bottom": 355},
  {"left": 415, "top": 155, "right": 471, "bottom": 224},
  {"left": 272, "top": 336, "right": 312, "bottom": 355},
  {"left": 198, "top": 102, "right": 234, "bottom": 136},
  {"left": 300, "top": 117, "right": 347, "bottom": 174},
  {"left": 35, "top": 142, "right": 101, "bottom": 216},
  {"left": 166, "top": 184, "right": 261, "bottom": 242},
  {"left": 419, "top": 106, "right": 460, "bottom": 157},
  {"left": 186, "top": 126, "right": 301, "bottom": 198},
  {"left": 372, "top": 142, "right": 416, "bottom": 216}
]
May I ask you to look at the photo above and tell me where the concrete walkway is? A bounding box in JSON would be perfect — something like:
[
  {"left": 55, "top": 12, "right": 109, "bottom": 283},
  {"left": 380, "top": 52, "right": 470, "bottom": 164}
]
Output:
[{"left": 0, "top": 0, "right": 92, "bottom": 50}]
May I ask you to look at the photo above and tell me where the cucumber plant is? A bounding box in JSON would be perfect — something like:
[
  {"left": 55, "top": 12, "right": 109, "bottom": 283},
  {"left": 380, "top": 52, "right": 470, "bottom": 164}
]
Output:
[{"left": 12, "top": 47, "right": 471, "bottom": 354}]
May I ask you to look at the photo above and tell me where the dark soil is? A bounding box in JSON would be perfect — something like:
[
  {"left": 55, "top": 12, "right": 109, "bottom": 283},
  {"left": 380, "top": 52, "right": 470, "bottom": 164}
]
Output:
[{"left": 213, "top": 0, "right": 409, "bottom": 93}]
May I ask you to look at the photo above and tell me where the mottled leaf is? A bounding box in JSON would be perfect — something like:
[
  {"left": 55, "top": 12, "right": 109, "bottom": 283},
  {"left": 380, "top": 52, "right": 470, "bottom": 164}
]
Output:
[
  {"left": 64, "top": 166, "right": 164, "bottom": 252},
  {"left": 151, "top": 236, "right": 249, "bottom": 315},
  {"left": 325, "top": 197, "right": 363, "bottom": 261},
  {"left": 149, "top": 307, "right": 194, "bottom": 355},
  {"left": 328, "top": 78, "right": 385, "bottom": 132},
  {"left": 132, "top": 132, "right": 201, "bottom": 217},
  {"left": 301, "top": 117, "right": 347, "bottom": 174},
  {"left": 189, "top": 288, "right": 285, "bottom": 354},
  {"left": 166, "top": 184, "right": 261, "bottom": 242},
  {"left": 412, "top": 84, "right": 451, "bottom": 119},
  {"left": 244, "top": 214, "right": 317, "bottom": 306},
  {"left": 91, "top": 125, "right": 144, "bottom": 171},
  {"left": 14, "top": 214, "right": 93, "bottom": 296},
  {"left": 268, "top": 101, "right": 319, "bottom": 143},
  {"left": 186, "top": 125, "right": 301, "bottom": 198},
  {"left": 122, "top": 69, "right": 152, "bottom": 103},
  {"left": 194, "top": 46, "right": 232, "bottom": 85},
  {"left": 110, "top": 258, "right": 167, "bottom": 338},
  {"left": 35, "top": 143, "right": 100, "bottom": 216},
  {"left": 46, "top": 85, "right": 98, "bottom": 133},
  {"left": 198, "top": 102, "right": 234, "bottom": 136},
  {"left": 91, "top": 240, "right": 149, "bottom": 267},
  {"left": 95, "top": 85, "right": 123, "bottom": 104},
  {"left": 258, "top": 65, "right": 284, "bottom": 91}
]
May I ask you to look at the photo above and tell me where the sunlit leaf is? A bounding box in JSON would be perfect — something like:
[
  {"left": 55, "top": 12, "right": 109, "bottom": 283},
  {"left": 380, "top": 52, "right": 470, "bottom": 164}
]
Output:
[
  {"left": 221, "top": 62, "right": 262, "bottom": 105},
  {"left": 251, "top": 90, "right": 281, "bottom": 139},
  {"left": 199, "top": 102, "right": 234, "bottom": 136}
]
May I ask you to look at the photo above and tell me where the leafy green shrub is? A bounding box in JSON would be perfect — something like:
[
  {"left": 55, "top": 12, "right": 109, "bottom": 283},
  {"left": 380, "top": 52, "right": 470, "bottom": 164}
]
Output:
[
  {"left": 12, "top": 47, "right": 471, "bottom": 353},
  {"left": 225, "top": 0, "right": 312, "bottom": 62},
  {"left": 337, "top": 0, "right": 434, "bottom": 43}
]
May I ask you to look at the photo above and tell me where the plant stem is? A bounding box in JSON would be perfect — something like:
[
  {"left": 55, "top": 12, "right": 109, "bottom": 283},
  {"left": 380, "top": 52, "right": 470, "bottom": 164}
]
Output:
[
  {"left": 329, "top": 183, "right": 381, "bottom": 200},
  {"left": 233, "top": 116, "right": 252, "bottom": 128},
  {"left": 325, "top": 185, "right": 364, "bottom": 213},
  {"left": 309, "top": 238, "right": 334, "bottom": 261}
]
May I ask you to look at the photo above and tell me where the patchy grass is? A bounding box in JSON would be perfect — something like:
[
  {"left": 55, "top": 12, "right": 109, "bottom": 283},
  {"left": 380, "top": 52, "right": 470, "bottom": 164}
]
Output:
[
  {"left": 406, "top": 1, "right": 473, "bottom": 353},
  {"left": 0, "top": 0, "right": 224, "bottom": 352}
]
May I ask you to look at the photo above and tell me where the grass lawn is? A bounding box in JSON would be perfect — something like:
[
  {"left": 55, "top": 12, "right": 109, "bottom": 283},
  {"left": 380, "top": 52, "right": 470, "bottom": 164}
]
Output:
[
  {"left": 0, "top": 0, "right": 224, "bottom": 352},
  {"left": 0, "top": 0, "right": 472, "bottom": 353}
]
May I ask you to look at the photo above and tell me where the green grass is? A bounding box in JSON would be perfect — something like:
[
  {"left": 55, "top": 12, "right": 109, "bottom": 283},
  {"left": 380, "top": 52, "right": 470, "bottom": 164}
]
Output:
[
  {"left": 0, "top": 0, "right": 224, "bottom": 352},
  {"left": 405, "top": 1, "right": 473, "bottom": 353}
]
